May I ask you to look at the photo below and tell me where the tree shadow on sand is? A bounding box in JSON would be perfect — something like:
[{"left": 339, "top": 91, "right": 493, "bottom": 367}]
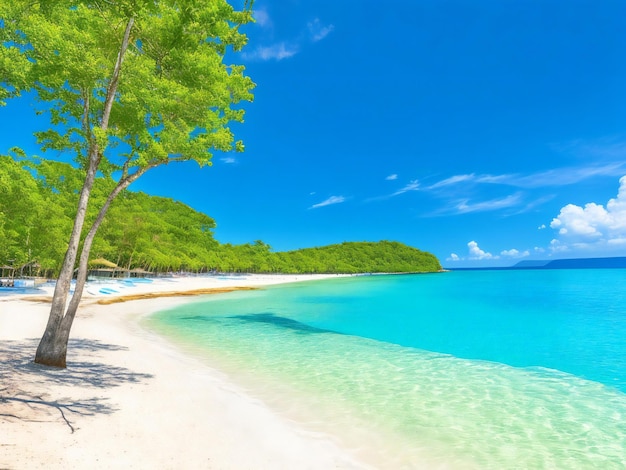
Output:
[{"left": 0, "top": 338, "right": 153, "bottom": 433}]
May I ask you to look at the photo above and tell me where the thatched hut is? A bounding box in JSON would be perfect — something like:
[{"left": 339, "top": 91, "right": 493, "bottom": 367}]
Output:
[
  {"left": 87, "top": 258, "right": 122, "bottom": 278},
  {"left": 1, "top": 265, "right": 15, "bottom": 278},
  {"left": 129, "top": 268, "right": 153, "bottom": 278}
]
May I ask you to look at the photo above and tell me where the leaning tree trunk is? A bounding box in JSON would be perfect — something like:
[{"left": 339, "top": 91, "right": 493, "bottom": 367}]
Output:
[
  {"left": 61, "top": 168, "right": 152, "bottom": 329},
  {"left": 34, "top": 148, "right": 100, "bottom": 367},
  {"left": 34, "top": 17, "right": 135, "bottom": 368}
]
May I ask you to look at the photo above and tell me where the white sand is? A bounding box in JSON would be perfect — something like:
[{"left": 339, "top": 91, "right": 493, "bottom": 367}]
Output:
[{"left": 0, "top": 275, "right": 371, "bottom": 469}]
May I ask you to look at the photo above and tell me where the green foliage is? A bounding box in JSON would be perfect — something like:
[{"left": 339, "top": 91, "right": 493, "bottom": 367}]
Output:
[
  {"left": 94, "top": 191, "right": 219, "bottom": 272},
  {"left": 1, "top": 0, "right": 257, "bottom": 366},
  {"left": 0, "top": 158, "right": 441, "bottom": 276},
  {"left": 0, "top": 155, "right": 72, "bottom": 274},
  {"left": 262, "top": 241, "right": 442, "bottom": 274},
  {"left": 0, "top": 0, "right": 255, "bottom": 172},
  {"left": 0, "top": 0, "right": 255, "bottom": 275}
]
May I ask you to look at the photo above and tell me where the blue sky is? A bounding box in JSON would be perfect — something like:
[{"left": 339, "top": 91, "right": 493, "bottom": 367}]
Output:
[{"left": 2, "top": 1, "right": 626, "bottom": 267}]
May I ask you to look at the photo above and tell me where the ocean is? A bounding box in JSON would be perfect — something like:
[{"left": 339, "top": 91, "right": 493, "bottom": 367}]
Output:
[{"left": 144, "top": 270, "right": 626, "bottom": 468}]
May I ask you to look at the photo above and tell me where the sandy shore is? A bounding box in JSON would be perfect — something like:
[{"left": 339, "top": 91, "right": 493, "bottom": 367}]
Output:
[{"left": 0, "top": 274, "right": 370, "bottom": 469}]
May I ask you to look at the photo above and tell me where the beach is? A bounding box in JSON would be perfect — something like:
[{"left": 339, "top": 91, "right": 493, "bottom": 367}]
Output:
[{"left": 0, "top": 274, "right": 370, "bottom": 469}]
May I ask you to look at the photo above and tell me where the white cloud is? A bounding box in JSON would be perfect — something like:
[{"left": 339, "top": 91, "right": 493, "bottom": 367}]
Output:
[
  {"left": 426, "top": 163, "right": 626, "bottom": 191},
  {"left": 421, "top": 163, "right": 624, "bottom": 218},
  {"left": 549, "top": 239, "right": 568, "bottom": 253},
  {"left": 500, "top": 248, "right": 530, "bottom": 258},
  {"left": 245, "top": 15, "right": 333, "bottom": 62},
  {"left": 307, "top": 18, "right": 334, "bottom": 42},
  {"left": 467, "top": 241, "right": 497, "bottom": 260},
  {"left": 221, "top": 157, "right": 236, "bottom": 164},
  {"left": 427, "top": 174, "right": 477, "bottom": 189},
  {"left": 554, "top": 138, "right": 626, "bottom": 160},
  {"left": 475, "top": 174, "right": 512, "bottom": 184},
  {"left": 549, "top": 175, "right": 626, "bottom": 252},
  {"left": 507, "top": 164, "right": 626, "bottom": 188},
  {"left": 366, "top": 179, "right": 419, "bottom": 202},
  {"left": 427, "top": 172, "right": 514, "bottom": 191},
  {"left": 391, "top": 179, "right": 419, "bottom": 196},
  {"left": 448, "top": 242, "right": 529, "bottom": 262},
  {"left": 455, "top": 193, "right": 522, "bottom": 214},
  {"left": 254, "top": 8, "right": 272, "bottom": 28},
  {"left": 514, "top": 195, "right": 555, "bottom": 215},
  {"left": 310, "top": 195, "right": 346, "bottom": 209},
  {"left": 551, "top": 176, "right": 626, "bottom": 236},
  {"left": 551, "top": 203, "right": 608, "bottom": 237},
  {"left": 244, "top": 42, "right": 298, "bottom": 61},
  {"left": 538, "top": 224, "right": 546, "bottom": 230}
]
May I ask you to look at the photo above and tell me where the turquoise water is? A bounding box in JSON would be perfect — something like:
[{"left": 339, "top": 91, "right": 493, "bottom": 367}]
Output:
[{"left": 145, "top": 270, "right": 626, "bottom": 468}]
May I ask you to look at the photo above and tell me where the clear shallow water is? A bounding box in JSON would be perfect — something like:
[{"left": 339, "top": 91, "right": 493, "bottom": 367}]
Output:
[{"left": 145, "top": 270, "right": 626, "bottom": 468}]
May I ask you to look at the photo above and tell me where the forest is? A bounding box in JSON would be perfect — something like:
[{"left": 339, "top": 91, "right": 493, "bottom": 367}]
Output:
[{"left": 0, "top": 155, "right": 442, "bottom": 276}]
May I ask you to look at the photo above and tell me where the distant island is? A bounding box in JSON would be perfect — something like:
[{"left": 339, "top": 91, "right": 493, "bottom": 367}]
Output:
[
  {"left": 451, "top": 257, "right": 626, "bottom": 271},
  {"left": 512, "top": 257, "right": 626, "bottom": 270}
]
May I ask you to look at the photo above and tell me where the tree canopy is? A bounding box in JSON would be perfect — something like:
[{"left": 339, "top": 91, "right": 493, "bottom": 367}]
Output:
[
  {"left": 0, "top": 0, "right": 254, "bottom": 171},
  {"left": 0, "top": 0, "right": 256, "bottom": 367}
]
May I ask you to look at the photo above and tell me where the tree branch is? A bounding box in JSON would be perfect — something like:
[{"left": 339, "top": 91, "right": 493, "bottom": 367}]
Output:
[
  {"left": 81, "top": 89, "right": 91, "bottom": 144},
  {"left": 101, "top": 16, "right": 134, "bottom": 129}
]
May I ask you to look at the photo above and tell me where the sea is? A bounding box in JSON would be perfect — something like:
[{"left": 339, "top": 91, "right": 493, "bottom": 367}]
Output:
[{"left": 144, "top": 269, "right": 626, "bottom": 469}]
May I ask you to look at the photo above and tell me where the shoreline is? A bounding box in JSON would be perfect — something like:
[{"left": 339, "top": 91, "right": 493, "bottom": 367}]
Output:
[{"left": 0, "top": 274, "right": 372, "bottom": 469}]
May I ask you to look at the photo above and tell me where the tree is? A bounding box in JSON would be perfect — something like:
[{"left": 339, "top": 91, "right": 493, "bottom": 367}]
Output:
[{"left": 0, "top": 0, "right": 255, "bottom": 367}]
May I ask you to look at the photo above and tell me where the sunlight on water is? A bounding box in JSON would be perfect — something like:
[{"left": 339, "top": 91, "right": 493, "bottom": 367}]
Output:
[{"left": 145, "top": 271, "right": 626, "bottom": 469}]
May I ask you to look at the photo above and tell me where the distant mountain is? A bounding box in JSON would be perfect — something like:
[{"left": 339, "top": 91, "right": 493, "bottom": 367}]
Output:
[
  {"left": 512, "top": 260, "right": 551, "bottom": 268},
  {"left": 512, "top": 257, "right": 626, "bottom": 269}
]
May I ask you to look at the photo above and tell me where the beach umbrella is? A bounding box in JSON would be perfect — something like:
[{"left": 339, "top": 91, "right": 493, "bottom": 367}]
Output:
[{"left": 88, "top": 258, "right": 119, "bottom": 268}]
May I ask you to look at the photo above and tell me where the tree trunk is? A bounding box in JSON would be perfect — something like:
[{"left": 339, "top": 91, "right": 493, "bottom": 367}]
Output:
[
  {"left": 34, "top": 152, "right": 99, "bottom": 367},
  {"left": 34, "top": 17, "right": 135, "bottom": 368},
  {"left": 62, "top": 169, "right": 150, "bottom": 326}
]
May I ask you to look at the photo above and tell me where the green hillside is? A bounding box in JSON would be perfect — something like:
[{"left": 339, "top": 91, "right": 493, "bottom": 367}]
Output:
[{"left": 0, "top": 155, "right": 441, "bottom": 276}]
